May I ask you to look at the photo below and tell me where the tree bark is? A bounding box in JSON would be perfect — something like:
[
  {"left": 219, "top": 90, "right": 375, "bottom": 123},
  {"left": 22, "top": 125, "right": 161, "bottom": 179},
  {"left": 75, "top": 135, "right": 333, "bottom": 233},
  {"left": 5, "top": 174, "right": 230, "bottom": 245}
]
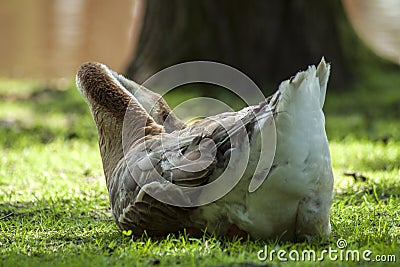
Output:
[{"left": 125, "top": 0, "right": 369, "bottom": 93}]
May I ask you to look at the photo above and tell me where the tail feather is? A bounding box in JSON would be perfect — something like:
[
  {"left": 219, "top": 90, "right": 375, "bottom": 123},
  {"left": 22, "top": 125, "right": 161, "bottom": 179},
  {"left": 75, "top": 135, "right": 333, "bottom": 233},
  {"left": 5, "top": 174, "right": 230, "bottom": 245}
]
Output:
[{"left": 316, "top": 57, "right": 331, "bottom": 108}]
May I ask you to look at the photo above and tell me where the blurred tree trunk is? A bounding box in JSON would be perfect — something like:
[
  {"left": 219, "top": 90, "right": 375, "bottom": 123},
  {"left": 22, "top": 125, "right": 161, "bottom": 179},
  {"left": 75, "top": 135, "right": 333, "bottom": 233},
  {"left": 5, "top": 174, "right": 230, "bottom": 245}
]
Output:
[{"left": 125, "top": 0, "right": 368, "bottom": 93}]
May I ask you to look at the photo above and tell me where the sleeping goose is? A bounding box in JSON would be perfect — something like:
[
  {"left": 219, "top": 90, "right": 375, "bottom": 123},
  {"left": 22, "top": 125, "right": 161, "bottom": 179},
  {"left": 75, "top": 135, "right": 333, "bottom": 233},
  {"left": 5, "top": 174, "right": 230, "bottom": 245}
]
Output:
[{"left": 76, "top": 59, "right": 334, "bottom": 241}]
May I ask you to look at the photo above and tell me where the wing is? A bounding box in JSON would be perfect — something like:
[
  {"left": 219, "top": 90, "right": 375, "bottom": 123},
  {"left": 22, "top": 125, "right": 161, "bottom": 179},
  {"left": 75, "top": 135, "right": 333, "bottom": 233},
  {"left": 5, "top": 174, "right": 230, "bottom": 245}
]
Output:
[
  {"left": 108, "top": 109, "right": 257, "bottom": 237},
  {"left": 108, "top": 135, "right": 216, "bottom": 236}
]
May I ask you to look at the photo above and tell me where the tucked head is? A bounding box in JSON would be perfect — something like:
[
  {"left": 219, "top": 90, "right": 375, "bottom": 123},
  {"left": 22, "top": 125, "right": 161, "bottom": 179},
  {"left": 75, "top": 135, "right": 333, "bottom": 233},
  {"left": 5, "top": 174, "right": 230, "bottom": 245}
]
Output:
[
  {"left": 76, "top": 62, "right": 160, "bottom": 180},
  {"left": 109, "top": 69, "right": 186, "bottom": 132},
  {"left": 76, "top": 62, "right": 133, "bottom": 117}
]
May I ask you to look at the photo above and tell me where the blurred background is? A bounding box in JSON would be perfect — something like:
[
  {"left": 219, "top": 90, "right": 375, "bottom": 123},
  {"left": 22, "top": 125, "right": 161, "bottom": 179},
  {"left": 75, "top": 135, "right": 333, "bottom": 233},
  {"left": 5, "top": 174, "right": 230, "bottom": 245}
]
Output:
[
  {"left": 0, "top": 0, "right": 138, "bottom": 80},
  {"left": 0, "top": 0, "right": 399, "bottom": 145},
  {"left": 0, "top": 0, "right": 399, "bottom": 88},
  {"left": 343, "top": 0, "right": 400, "bottom": 65}
]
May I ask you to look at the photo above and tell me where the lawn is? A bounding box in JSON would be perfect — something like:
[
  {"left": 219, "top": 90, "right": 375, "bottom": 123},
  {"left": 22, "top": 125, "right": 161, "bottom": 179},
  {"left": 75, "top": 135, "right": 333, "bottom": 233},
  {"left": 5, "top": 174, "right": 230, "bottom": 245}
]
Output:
[{"left": 0, "top": 65, "right": 399, "bottom": 266}]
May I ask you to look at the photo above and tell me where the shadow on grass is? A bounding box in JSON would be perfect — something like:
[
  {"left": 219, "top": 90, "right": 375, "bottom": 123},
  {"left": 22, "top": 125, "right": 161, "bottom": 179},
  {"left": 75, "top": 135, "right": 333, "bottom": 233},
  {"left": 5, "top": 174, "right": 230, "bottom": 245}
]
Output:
[
  {"left": 334, "top": 176, "right": 400, "bottom": 205},
  {"left": 0, "top": 198, "right": 116, "bottom": 251},
  {"left": 0, "top": 84, "right": 97, "bottom": 148}
]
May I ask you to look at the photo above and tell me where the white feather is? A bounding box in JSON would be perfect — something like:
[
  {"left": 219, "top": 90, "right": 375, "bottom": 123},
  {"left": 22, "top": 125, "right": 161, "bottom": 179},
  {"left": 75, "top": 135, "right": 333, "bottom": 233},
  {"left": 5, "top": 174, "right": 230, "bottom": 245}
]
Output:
[{"left": 197, "top": 59, "right": 334, "bottom": 240}]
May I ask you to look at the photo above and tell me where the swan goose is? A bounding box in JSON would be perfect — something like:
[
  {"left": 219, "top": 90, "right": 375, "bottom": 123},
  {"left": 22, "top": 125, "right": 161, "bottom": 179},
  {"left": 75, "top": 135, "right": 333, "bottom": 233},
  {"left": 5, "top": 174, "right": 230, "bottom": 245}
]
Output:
[{"left": 76, "top": 59, "right": 334, "bottom": 241}]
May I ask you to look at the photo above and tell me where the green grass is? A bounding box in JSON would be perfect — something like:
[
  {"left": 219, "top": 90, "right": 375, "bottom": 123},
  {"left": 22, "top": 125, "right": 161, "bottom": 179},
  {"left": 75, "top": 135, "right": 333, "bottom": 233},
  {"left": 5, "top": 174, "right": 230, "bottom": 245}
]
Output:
[{"left": 0, "top": 65, "right": 399, "bottom": 266}]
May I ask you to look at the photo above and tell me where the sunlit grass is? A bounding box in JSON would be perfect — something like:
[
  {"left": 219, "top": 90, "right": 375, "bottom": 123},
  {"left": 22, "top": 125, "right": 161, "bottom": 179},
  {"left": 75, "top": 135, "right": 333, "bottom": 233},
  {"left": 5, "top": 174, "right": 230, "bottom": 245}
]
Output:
[{"left": 0, "top": 66, "right": 399, "bottom": 266}]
